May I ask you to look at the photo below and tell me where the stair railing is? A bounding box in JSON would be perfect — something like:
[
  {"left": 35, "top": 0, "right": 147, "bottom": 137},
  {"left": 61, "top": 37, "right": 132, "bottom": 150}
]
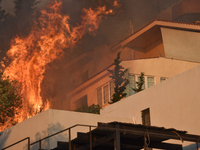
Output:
[
  {"left": 30, "top": 124, "right": 97, "bottom": 150},
  {"left": 1, "top": 124, "right": 121, "bottom": 150}
]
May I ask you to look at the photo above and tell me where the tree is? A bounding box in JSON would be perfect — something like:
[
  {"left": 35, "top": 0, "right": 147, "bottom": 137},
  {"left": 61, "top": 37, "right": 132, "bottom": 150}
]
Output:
[
  {"left": 0, "top": 72, "right": 22, "bottom": 128},
  {"left": 14, "top": 0, "right": 40, "bottom": 36},
  {"left": 132, "top": 72, "right": 145, "bottom": 93},
  {"left": 0, "top": 0, "right": 6, "bottom": 21},
  {"left": 75, "top": 104, "right": 101, "bottom": 114},
  {"left": 108, "top": 52, "right": 129, "bottom": 104}
]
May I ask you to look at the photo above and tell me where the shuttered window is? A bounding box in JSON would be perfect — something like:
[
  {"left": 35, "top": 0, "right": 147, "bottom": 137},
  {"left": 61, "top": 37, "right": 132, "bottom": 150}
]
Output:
[
  {"left": 97, "top": 80, "right": 114, "bottom": 106},
  {"left": 147, "top": 77, "right": 154, "bottom": 88},
  {"left": 110, "top": 80, "right": 114, "bottom": 100},
  {"left": 142, "top": 108, "right": 151, "bottom": 126},
  {"left": 103, "top": 85, "right": 109, "bottom": 104},
  {"left": 97, "top": 88, "right": 102, "bottom": 107}
]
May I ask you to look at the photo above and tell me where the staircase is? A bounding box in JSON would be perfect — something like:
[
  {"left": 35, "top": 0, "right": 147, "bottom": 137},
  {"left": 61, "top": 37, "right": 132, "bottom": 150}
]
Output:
[
  {"left": 3, "top": 122, "right": 200, "bottom": 150},
  {"left": 51, "top": 122, "right": 191, "bottom": 150},
  {"left": 52, "top": 123, "right": 116, "bottom": 150}
]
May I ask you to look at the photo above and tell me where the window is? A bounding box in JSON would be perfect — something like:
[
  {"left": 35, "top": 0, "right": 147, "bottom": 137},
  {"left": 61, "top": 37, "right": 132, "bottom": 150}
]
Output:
[
  {"left": 137, "top": 75, "right": 145, "bottom": 89},
  {"left": 97, "top": 88, "right": 102, "bottom": 106},
  {"left": 147, "top": 77, "right": 154, "bottom": 88},
  {"left": 97, "top": 80, "right": 114, "bottom": 106},
  {"left": 128, "top": 74, "right": 136, "bottom": 96},
  {"left": 103, "top": 85, "right": 109, "bottom": 104},
  {"left": 141, "top": 108, "right": 151, "bottom": 126},
  {"left": 110, "top": 80, "right": 114, "bottom": 100},
  {"left": 160, "top": 77, "right": 167, "bottom": 82},
  {"left": 128, "top": 74, "right": 155, "bottom": 96}
]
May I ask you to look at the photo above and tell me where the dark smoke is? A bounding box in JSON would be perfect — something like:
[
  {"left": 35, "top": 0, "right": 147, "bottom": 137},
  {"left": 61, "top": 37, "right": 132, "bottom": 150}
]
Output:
[{"left": 0, "top": 0, "right": 160, "bottom": 110}]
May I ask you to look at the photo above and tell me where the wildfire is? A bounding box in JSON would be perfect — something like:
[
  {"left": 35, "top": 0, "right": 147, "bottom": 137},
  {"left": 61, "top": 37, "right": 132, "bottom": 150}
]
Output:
[{"left": 0, "top": 0, "right": 120, "bottom": 131}]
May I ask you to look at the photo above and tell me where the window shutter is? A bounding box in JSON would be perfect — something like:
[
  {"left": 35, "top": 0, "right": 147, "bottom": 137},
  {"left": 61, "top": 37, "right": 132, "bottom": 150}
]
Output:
[
  {"left": 103, "top": 85, "right": 109, "bottom": 104},
  {"left": 110, "top": 80, "right": 114, "bottom": 101},
  {"left": 142, "top": 108, "right": 151, "bottom": 126},
  {"left": 97, "top": 88, "right": 102, "bottom": 106}
]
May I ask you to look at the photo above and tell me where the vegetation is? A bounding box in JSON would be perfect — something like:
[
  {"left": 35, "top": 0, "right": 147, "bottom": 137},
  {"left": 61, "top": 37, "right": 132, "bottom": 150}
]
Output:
[
  {"left": 107, "top": 52, "right": 129, "bottom": 104},
  {"left": 0, "top": 72, "right": 22, "bottom": 127},
  {"left": 14, "top": 0, "right": 40, "bottom": 36},
  {"left": 132, "top": 72, "right": 145, "bottom": 93},
  {"left": 75, "top": 104, "right": 101, "bottom": 114}
]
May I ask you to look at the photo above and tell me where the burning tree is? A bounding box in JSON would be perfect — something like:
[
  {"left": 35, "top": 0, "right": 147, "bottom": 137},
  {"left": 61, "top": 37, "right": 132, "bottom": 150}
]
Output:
[
  {"left": 0, "top": 72, "right": 22, "bottom": 129},
  {"left": 0, "top": 0, "right": 121, "bottom": 131},
  {"left": 108, "top": 52, "right": 129, "bottom": 104}
]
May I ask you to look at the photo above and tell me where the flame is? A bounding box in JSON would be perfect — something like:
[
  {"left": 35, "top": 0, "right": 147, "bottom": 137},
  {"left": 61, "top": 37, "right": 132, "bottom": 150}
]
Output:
[
  {"left": 0, "top": 0, "right": 120, "bottom": 131},
  {"left": 114, "top": 0, "right": 121, "bottom": 7}
]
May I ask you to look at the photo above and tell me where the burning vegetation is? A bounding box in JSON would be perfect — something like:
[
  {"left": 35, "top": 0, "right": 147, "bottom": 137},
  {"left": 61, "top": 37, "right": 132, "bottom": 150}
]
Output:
[{"left": 0, "top": 0, "right": 121, "bottom": 131}]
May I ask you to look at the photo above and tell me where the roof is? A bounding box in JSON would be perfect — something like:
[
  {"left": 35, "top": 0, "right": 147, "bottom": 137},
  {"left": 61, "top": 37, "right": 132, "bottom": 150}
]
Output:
[
  {"left": 111, "top": 19, "right": 200, "bottom": 51},
  {"left": 53, "top": 122, "right": 200, "bottom": 150}
]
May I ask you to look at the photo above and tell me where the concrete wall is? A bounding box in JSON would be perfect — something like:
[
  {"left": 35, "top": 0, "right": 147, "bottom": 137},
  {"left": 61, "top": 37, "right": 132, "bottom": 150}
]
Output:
[
  {"left": 0, "top": 109, "right": 133, "bottom": 150},
  {"left": 100, "top": 64, "right": 200, "bottom": 148},
  {"left": 162, "top": 27, "right": 200, "bottom": 62},
  {"left": 144, "top": 40, "right": 165, "bottom": 58},
  {"left": 67, "top": 57, "right": 199, "bottom": 110},
  {"left": 0, "top": 110, "right": 50, "bottom": 150},
  {"left": 122, "top": 57, "right": 199, "bottom": 84}
]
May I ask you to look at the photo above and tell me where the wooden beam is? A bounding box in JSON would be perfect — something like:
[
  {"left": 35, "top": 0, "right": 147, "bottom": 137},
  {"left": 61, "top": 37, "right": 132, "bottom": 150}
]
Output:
[
  {"left": 114, "top": 124, "right": 120, "bottom": 150},
  {"left": 97, "top": 122, "right": 200, "bottom": 143},
  {"left": 77, "top": 133, "right": 114, "bottom": 150}
]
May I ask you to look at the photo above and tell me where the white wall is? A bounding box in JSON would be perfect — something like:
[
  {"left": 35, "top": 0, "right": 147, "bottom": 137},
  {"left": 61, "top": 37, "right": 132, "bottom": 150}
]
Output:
[
  {"left": 0, "top": 109, "right": 133, "bottom": 150},
  {"left": 68, "top": 57, "right": 199, "bottom": 109},
  {"left": 101, "top": 64, "right": 200, "bottom": 148},
  {"left": 0, "top": 110, "right": 50, "bottom": 150},
  {"left": 162, "top": 27, "right": 200, "bottom": 62}
]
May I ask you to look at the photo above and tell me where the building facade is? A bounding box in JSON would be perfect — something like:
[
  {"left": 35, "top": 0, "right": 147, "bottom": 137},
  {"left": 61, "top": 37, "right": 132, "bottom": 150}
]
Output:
[{"left": 66, "top": 20, "right": 200, "bottom": 110}]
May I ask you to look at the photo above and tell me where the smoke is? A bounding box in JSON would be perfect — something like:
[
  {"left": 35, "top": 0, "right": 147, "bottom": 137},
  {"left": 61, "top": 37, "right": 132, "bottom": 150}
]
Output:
[{"left": 0, "top": 0, "right": 161, "bottom": 111}]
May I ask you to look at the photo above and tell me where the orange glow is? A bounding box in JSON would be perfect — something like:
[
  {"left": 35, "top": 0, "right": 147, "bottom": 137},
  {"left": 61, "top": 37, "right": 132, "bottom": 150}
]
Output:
[
  {"left": 0, "top": 0, "right": 120, "bottom": 131},
  {"left": 114, "top": 0, "right": 121, "bottom": 7}
]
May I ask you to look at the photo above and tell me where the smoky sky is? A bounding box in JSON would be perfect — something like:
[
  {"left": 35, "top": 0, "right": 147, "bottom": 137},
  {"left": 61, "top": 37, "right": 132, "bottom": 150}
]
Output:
[
  {"left": 0, "top": 0, "right": 160, "bottom": 109},
  {"left": 1, "top": 0, "right": 159, "bottom": 38},
  {"left": 0, "top": 0, "right": 160, "bottom": 63}
]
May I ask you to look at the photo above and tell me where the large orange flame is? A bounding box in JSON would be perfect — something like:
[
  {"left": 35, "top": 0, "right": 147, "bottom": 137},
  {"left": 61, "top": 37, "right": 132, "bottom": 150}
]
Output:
[{"left": 0, "top": 0, "right": 120, "bottom": 131}]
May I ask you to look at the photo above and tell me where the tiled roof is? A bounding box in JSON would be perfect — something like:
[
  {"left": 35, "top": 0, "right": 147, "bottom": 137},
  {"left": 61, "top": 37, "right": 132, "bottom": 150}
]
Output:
[{"left": 154, "top": 18, "right": 200, "bottom": 26}]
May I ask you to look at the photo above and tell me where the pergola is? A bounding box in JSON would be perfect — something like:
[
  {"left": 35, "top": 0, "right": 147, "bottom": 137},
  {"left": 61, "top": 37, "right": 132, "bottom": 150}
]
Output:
[{"left": 53, "top": 122, "right": 200, "bottom": 150}]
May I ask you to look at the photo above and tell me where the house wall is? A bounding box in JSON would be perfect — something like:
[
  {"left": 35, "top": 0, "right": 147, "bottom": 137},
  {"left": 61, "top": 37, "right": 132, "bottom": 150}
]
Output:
[
  {"left": 0, "top": 109, "right": 133, "bottom": 150},
  {"left": 68, "top": 57, "right": 199, "bottom": 110},
  {"left": 162, "top": 27, "right": 200, "bottom": 62},
  {"left": 0, "top": 110, "right": 50, "bottom": 150},
  {"left": 100, "top": 64, "right": 200, "bottom": 148},
  {"left": 144, "top": 40, "right": 165, "bottom": 58},
  {"left": 122, "top": 57, "right": 199, "bottom": 84}
]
